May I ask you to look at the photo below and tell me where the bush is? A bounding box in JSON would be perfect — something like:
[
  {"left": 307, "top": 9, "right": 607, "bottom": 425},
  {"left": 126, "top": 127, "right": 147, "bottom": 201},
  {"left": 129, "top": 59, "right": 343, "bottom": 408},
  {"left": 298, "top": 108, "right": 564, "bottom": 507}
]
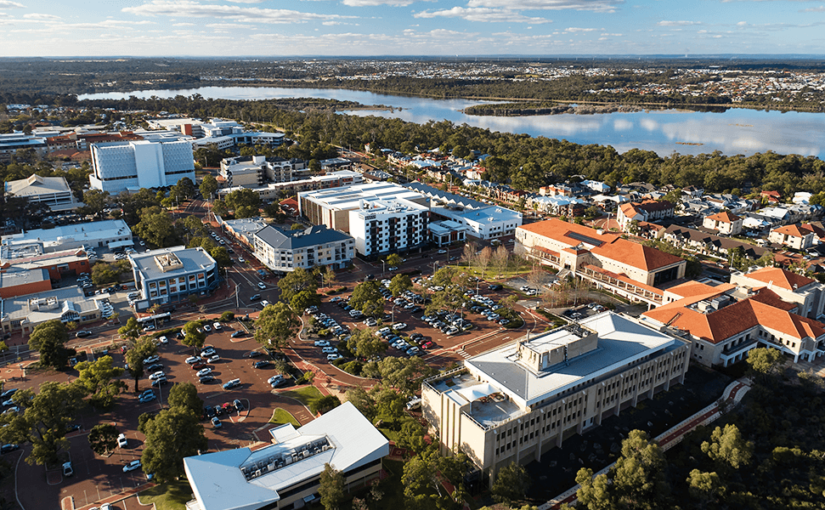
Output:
[
  {"left": 337, "top": 360, "right": 363, "bottom": 376},
  {"left": 318, "top": 329, "right": 330, "bottom": 337},
  {"left": 309, "top": 395, "right": 341, "bottom": 415},
  {"left": 219, "top": 311, "right": 235, "bottom": 322}
]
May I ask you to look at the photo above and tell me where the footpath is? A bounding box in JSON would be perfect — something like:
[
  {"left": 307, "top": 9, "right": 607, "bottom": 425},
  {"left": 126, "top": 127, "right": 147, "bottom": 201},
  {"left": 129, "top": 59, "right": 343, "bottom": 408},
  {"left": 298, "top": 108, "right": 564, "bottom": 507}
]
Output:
[{"left": 541, "top": 378, "right": 752, "bottom": 510}]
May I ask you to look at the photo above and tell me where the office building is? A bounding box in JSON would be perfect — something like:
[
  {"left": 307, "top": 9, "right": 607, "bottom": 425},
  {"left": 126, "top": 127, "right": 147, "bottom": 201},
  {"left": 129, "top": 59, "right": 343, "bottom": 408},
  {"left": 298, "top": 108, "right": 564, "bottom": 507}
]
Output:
[
  {"left": 128, "top": 246, "right": 219, "bottom": 311},
  {"left": 422, "top": 312, "right": 689, "bottom": 482},
  {"left": 729, "top": 266, "right": 825, "bottom": 319},
  {"left": 5, "top": 174, "right": 79, "bottom": 211},
  {"left": 1, "top": 220, "right": 132, "bottom": 257},
  {"left": 218, "top": 171, "right": 363, "bottom": 202},
  {"left": 0, "top": 286, "right": 104, "bottom": 334},
  {"left": 184, "top": 402, "right": 389, "bottom": 510},
  {"left": 0, "top": 133, "right": 47, "bottom": 163},
  {"left": 0, "top": 268, "right": 52, "bottom": 299},
  {"left": 252, "top": 225, "right": 355, "bottom": 272},
  {"left": 89, "top": 139, "right": 196, "bottom": 194},
  {"left": 219, "top": 156, "right": 312, "bottom": 188},
  {"left": 0, "top": 248, "right": 91, "bottom": 281}
]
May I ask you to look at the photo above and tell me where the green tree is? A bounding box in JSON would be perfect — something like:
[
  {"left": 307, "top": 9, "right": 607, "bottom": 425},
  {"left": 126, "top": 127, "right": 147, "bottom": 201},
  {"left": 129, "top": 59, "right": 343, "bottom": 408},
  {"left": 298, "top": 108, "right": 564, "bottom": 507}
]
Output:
[
  {"left": 91, "top": 261, "right": 120, "bottom": 285},
  {"left": 347, "top": 328, "right": 386, "bottom": 359},
  {"left": 255, "top": 302, "right": 299, "bottom": 350},
  {"left": 687, "top": 469, "right": 725, "bottom": 509},
  {"left": 389, "top": 273, "right": 413, "bottom": 297},
  {"left": 745, "top": 347, "right": 783, "bottom": 379},
  {"left": 134, "top": 206, "right": 178, "bottom": 248},
  {"left": 118, "top": 317, "right": 141, "bottom": 343},
  {"left": 211, "top": 199, "right": 228, "bottom": 217},
  {"left": 291, "top": 222, "right": 303, "bottom": 230},
  {"left": 701, "top": 424, "right": 753, "bottom": 471},
  {"left": 74, "top": 356, "right": 126, "bottom": 410},
  {"left": 362, "top": 356, "right": 432, "bottom": 396},
  {"left": 210, "top": 246, "right": 232, "bottom": 270},
  {"left": 291, "top": 289, "right": 321, "bottom": 313},
  {"left": 180, "top": 214, "right": 209, "bottom": 239},
  {"left": 386, "top": 253, "right": 403, "bottom": 267},
  {"left": 199, "top": 174, "right": 219, "bottom": 199},
  {"left": 125, "top": 337, "right": 158, "bottom": 392},
  {"left": 0, "top": 381, "right": 86, "bottom": 466},
  {"left": 492, "top": 462, "right": 532, "bottom": 504},
  {"left": 88, "top": 423, "right": 119, "bottom": 456},
  {"left": 319, "top": 463, "right": 346, "bottom": 510},
  {"left": 349, "top": 280, "right": 385, "bottom": 318},
  {"left": 219, "top": 311, "right": 235, "bottom": 322},
  {"left": 168, "top": 382, "right": 204, "bottom": 416},
  {"left": 171, "top": 177, "right": 196, "bottom": 201},
  {"left": 396, "top": 418, "right": 428, "bottom": 455},
  {"left": 181, "top": 321, "right": 207, "bottom": 353},
  {"left": 141, "top": 407, "right": 208, "bottom": 483},
  {"left": 278, "top": 267, "right": 318, "bottom": 303},
  {"left": 81, "top": 189, "right": 110, "bottom": 216},
  {"left": 28, "top": 320, "right": 73, "bottom": 370},
  {"left": 322, "top": 266, "right": 337, "bottom": 288},
  {"left": 309, "top": 395, "right": 341, "bottom": 415},
  {"left": 345, "top": 386, "right": 376, "bottom": 422},
  {"left": 224, "top": 188, "right": 261, "bottom": 218}
]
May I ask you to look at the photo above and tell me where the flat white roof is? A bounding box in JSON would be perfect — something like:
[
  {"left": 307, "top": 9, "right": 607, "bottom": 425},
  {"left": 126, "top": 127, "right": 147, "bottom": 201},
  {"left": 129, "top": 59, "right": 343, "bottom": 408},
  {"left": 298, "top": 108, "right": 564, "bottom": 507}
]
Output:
[{"left": 1, "top": 220, "right": 131, "bottom": 249}]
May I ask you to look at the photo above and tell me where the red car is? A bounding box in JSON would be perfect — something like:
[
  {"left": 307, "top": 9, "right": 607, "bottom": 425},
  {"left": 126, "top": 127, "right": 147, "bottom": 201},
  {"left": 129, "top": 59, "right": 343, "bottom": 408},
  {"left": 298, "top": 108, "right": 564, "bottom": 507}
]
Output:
[
  {"left": 191, "top": 362, "right": 207, "bottom": 370},
  {"left": 421, "top": 341, "right": 435, "bottom": 350}
]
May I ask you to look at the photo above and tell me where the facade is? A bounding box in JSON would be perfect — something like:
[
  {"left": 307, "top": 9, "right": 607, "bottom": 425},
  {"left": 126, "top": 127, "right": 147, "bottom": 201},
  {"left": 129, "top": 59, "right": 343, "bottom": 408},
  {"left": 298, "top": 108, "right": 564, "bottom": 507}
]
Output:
[
  {"left": 702, "top": 211, "right": 743, "bottom": 236},
  {"left": 0, "top": 286, "right": 103, "bottom": 334},
  {"left": 662, "top": 225, "right": 770, "bottom": 260},
  {"left": 5, "top": 174, "right": 78, "bottom": 211},
  {"left": 89, "top": 140, "right": 196, "bottom": 194},
  {"left": 730, "top": 266, "right": 825, "bottom": 319},
  {"left": 252, "top": 225, "right": 355, "bottom": 272},
  {"left": 217, "top": 171, "right": 363, "bottom": 202},
  {"left": 0, "top": 133, "right": 47, "bottom": 163},
  {"left": 220, "top": 156, "right": 266, "bottom": 188},
  {"left": 129, "top": 247, "right": 219, "bottom": 310},
  {"left": 768, "top": 224, "right": 815, "bottom": 250},
  {"left": 0, "top": 248, "right": 91, "bottom": 281},
  {"left": 0, "top": 268, "right": 52, "bottom": 298},
  {"left": 429, "top": 220, "right": 468, "bottom": 247},
  {"left": 221, "top": 217, "right": 268, "bottom": 247},
  {"left": 617, "top": 200, "right": 675, "bottom": 230},
  {"left": 184, "top": 402, "right": 389, "bottom": 510},
  {"left": 515, "top": 219, "right": 686, "bottom": 306},
  {"left": 642, "top": 280, "right": 825, "bottom": 366},
  {"left": 422, "top": 312, "right": 689, "bottom": 482},
  {"left": 0, "top": 220, "right": 132, "bottom": 256}
]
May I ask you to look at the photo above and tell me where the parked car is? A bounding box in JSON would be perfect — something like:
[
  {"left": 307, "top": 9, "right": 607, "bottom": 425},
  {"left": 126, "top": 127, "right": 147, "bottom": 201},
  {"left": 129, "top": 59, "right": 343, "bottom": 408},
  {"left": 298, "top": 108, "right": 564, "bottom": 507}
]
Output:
[
  {"left": 314, "top": 340, "right": 330, "bottom": 347},
  {"left": 203, "top": 324, "right": 212, "bottom": 333},
  {"left": 123, "top": 460, "right": 142, "bottom": 472},
  {"left": 321, "top": 347, "right": 338, "bottom": 354},
  {"left": 75, "top": 330, "right": 93, "bottom": 338},
  {"left": 231, "top": 330, "right": 245, "bottom": 338},
  {"left": 196, "top": 368, "right": 212, "bottom": 378},
  {"left": 117, "top": 434, "right": 128, "bottom": 448},
  {"left": 211, "top": 417, "right": 222, "bottom": 428},
  {"left": 185, "top": 356, "right": 202, "bottom": 364},
  {"left": 151, "top": 378, "right": 168, "bottom": 387},
  {"left": 248, "top": 350, "right": 262, "bottom": 358},
  {"left": 148, "top": 371, "right": 166, "bottom": 381},
  {"left": 392, "top": 322, "right": 407, "bottom": 330},
  {"left": 223, "top": 378, "right": 241, "bottom": 390},
  {"left": 233, "top": 399, "right": 244, "bottom": 411},
  {"left": 157, "top": 336, "right": 168, "bottom": 345},
  {"left": 62, "top": 462, "right": 73, "bottom": 477},
  {"left": 257, "top": 282, "right": 266, "bottom": 289},
  {"left": 213, "top": 322, "right": 222, "bottom": 330},
  {"left": 327, "top": 353, "right": 342, "bottom": 361},
  {"left": 191, "top": 362, "right": 207, "bottom": 370},
  {"left": 143, "top": 355, "right": 159, "bottom": 365},
  {"left": 208, "top": 355, "right": 220, "bottom": 363},
  {"left": 252, "top": 360, "right": 271, "bottom": 369},
  {"left": 249, "top": 294, "right": 261, "bottom": 301},
  {"left": 199, "top": 375, "right": 215, "bottom": 384},
  {"left": 267, "top": 375, "right": 284, "bottom": 387},
  {"left": 0, "top": 444, "right": 19, "bottom": 454}
]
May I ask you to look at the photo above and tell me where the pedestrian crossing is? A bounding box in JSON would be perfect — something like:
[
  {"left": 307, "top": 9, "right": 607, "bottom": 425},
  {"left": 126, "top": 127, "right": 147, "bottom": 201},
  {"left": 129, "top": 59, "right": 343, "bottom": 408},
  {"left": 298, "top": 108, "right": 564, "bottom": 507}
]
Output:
[{"left": 457, "top": 350, "right": 471, "bottom": 359}]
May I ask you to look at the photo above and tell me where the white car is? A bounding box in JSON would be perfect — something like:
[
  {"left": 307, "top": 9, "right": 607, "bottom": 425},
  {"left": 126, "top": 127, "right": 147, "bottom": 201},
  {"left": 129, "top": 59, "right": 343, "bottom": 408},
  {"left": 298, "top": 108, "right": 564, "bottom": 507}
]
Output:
[
  {"left": 392, "top": 323, "right": 407, "bottom": 330},
  {"left": 149, "top": 371, "right": 165, "bottom": 381},
  {"left": 196, "top": 368, "right": 212, "bottom": 378},
  {"left": 185, "top": 356, "right": 202, "bottom": 365},
  {"left": 143, "top": 355, "right": 159, "bottom": 364},
  {"left": 213, "top": 322, "right": 222, "bottom": 330},
  {"left": 142, "top": 325, "right": 155, "bottom": 332},
  {"left": 239, "top": 257, "right": 245, "bottom": 263},
  {"left": 438, "top": 249, "right": 447, "bottom": 254},
  {"left": 322, "top": 347, "right": 338, "bottom": 354},
  {"left": 260, "top": 300, "right": 271, "bottom": 307},
  {"left": 257, "top": 282, "right": 266, "bottom": 290},
  {"left": 203, "top": 324, "right": 212, "bottom": 333},
  {"left": 314, "top": 340, "right": 330, "bottom": 347},
  {"left": 117, "top": 433, "right": 128, "bottom": 448},
  {"left": 208, "top": 355, "right": 220, "bottom": 363},
  {"left": 123, "top": 460, "right": 142, "bottom": 472},
  {"left": 157, "top": 336, "right": 168, "bottom": 345},
  {"left": 327, "top": 353, "right": 342, "bottom": 361}
]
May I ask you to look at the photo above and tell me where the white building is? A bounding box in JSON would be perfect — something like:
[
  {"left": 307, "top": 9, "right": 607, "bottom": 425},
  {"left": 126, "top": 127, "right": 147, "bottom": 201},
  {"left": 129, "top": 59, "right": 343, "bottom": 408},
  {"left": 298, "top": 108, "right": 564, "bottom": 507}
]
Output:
[
  {"left": 217, "top": 171, "right": 364, "bottom": 202},
  {"left": 252, "top": 225, "right": 355, "bottom": 272},
  {"left": 89, "top": 140, "right": 196, "bottom": 194},
  {"left": 5, "top": 174, "right": 79, "bottom": 211},
  {"left": 128, "top": 246, "right": 219, "bottom": 310},
  {"left": 183, "top": 402, "right": 389, "bottom": 510},
  {"left": 0, "top": 132, "right": 47, "bottom": 163},
  {"left": 1, "top": 219, "right": 132, "bottom": 257}
]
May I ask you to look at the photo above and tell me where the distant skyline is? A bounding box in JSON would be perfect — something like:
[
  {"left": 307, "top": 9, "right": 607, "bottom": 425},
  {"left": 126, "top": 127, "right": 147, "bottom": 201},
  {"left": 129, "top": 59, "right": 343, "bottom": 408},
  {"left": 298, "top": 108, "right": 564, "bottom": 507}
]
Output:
[{"left": 3, "top": 0, "right": 825, "bottom": 57}]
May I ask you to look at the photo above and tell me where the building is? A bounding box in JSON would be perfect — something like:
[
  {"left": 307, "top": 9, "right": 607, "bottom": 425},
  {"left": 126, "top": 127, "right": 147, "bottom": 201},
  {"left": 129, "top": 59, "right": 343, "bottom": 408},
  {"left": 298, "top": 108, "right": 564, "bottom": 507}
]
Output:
[
  {"left": 183, "top": 402, "right": 389, "bottom": 510},
  {"left": 128, "top": 246, "right": 219, "bottom": 310},
  {"left": 617, "top": 200, "right": 675, "bottom": 230},
  {"left": 422, "top": 312, "right": 689, "bottom": 482},
  {"left": 515, "top": 219, "right": 686, "bottom": 306},
  {"left": 641, "top": 280, "right": 825, "bottom": 366},
  {"left": 768, "top": 224, "right": 816, "bottom": 250},
  {"left": 4, "top": 174, "right": 79, "bottom": 212},
  {"left": 89, "top": 139, "right": 196, "bottom": 194},
  {"left": 252, "top": 225, "right": 355, "bottom": 272},
  {"left": 148, "top": 118, "right": 285, "bottom": 149},
  {"left": 0, "top": 286, "right": 103, "bottom": 334},
  {"left": 216, "top": 171, "right": 364, "bottom": 202},
  {"left": 702, "top": 211, "right": 743, "bottom": 236},
  {"left": 298, "top": 183, "right": 429, "bottom": 257},
  {"left": 220, "top": 156, "right": 266, "bottom": 188},
  {"left": 0, "top": 248, "right": 91, "bottom": 281},
  {"left": 662, "top": 225, "right": 770, "bottom": 260},
  {"left": 429, "top": 220, "right": 468, "bottom": 247},
  {"left": 0, "top": 269, "right": 52, "bottom": 298},
  {"left": 404, "top": 183, "right": 523, "bottom": 240},
  {"left": 730, "top": 266, "right": 825, "bottom": 319},
  {"left": 0, "top": 133, "right": 47, "bottom": 163},
  {"left": 0, "top": 220, "right": 132, "bottom": 257},
  {"left": 221, "top": 217, "right": 269, "bottom": 247}
]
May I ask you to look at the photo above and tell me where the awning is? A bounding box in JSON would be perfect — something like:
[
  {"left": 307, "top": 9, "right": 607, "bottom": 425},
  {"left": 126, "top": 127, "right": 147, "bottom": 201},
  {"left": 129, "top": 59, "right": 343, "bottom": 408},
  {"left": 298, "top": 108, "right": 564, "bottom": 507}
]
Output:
[
  {"left": 456, "top": 383, "right": 499, "bottom": 403},
  {"left": 108, "top": 240, "right": 133, "bottom": 250}
]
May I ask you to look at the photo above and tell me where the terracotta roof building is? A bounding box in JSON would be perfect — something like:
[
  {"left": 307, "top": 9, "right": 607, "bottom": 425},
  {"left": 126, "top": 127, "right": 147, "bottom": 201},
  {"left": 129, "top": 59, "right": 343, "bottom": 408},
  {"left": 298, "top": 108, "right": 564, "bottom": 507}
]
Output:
[
  {"left": 702, "top": 210, "right": 744, "bottom": 236},
  {"left": 516, "top": 219, "right": 686, "bottom": 305},
  {"left": 617, "top": 199, "right": 675, "bottom": 230},
  {"left": 730, "top": 266, "right": 825, "bottom": 320},
  {"left": 768, "top": 223, "right": 816, "bottom": 250}
]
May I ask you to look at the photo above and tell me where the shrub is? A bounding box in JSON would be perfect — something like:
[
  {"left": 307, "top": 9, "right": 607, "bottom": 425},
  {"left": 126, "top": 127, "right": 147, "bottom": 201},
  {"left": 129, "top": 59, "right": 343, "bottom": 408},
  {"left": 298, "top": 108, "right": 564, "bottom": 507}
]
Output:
[{"left": 219, "top": 311, "right": 235, "bottom": 322}]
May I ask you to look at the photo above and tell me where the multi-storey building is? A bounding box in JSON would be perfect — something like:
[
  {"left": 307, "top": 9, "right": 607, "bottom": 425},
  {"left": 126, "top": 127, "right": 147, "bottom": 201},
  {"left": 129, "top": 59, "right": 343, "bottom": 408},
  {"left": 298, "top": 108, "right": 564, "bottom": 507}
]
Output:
[
  {"left": 128, "top": 246, "right": 219, "bottom": 311},
  {"left": 252, "top": 225, "right": 355, "bottom": 272},
  {"left": 0, "top": 287, "right": 104, "bottom": 335},
  {"left": 767, "top": 223, "right": 816, "bottom": 250},
  {"left": 0, "top": 248, "right": 91, "bottom": 281},
  {"left": 5, "top": 174, "right": 78, "bottom": 211},
  {"left": 617, "top": 200, "right": 675, "bottom": 230},
  {"left": 216, "top": 171, "right": 363, "bottom": 201},
  {"left": 89, "top": 140, "right": 196, "bottom": 194},
  {"left": 422, "top": 312, "right": 689, "bottom": 483},
  {"left": 1, "top": 220, "right": 132, "bottom": 255},
  {"left": 0, "top": 133, "right": 46, "bottom": 163},
  {"left": 730, "top": 266, "right": 825, "bottom": 319},
  {"left": 702, "top": 211, "right": 743, "bottom": 236}
]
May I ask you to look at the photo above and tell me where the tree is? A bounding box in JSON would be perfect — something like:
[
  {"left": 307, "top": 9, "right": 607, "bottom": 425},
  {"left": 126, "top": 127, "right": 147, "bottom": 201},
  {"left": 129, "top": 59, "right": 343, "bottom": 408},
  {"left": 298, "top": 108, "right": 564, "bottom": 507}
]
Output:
[
  {"left": 210, "top": 246, "right": 232, "bottom": 270},
  {"left": 345, "top": 386, "right": 376, "bottom": 422},
  {"left": 745, "top": 347, "right": 783, "bottom": 378},
  {"left": 219, "top": 311, "right": 235, "bottom": 322},
  {"left": 362, "top": 356, "right": 432, "bottom": 395},
  {"left": 477, "top": 246, "right": 493, "bottom": 278},
  {"left": 74, "top": 356, "right": 126, "bottom": 410},
  {"left": 171, "top": 177, "right": 196, "bottom": 202},
  {"left": 141, "top": 407, "right": 208, "bottom": 483},
  {"left": 81, "top": 189, "right": 110, "bottom": 217},
  {"left": 278, "top": 267, "right": 317, "bottom": 303},
  {"left": 291, "top": 222, "right": 303, "bottom": 230},
  {"left": 310, "top": 395, "right": 341, "bottom": 415},
  {"left": 492, "top": 245, "right": 510, "bottom": 275},
  {"left": 88, "top": 423, "right": 119, "bottom": 456},
  {"left": 0, "top": 381, "right": 86, "bottom": 466},
  {"left": 701, "top": 424, "right": 753, "bottom": 471},
  {"left": 389, "top": 273, "right": 413, "bottom": 297},
  {"left": 180, "top": 214, "right": 209, "bottom": 239},
  {"left": 255, "top": 302, "right": 299, "bottom": 350},
  {"left": 181, "top": 321, "right": 207, "bottom": 353},
  {"left": 687, "top": 469, "right": 725, "bottom": 509},
  {"left": 134, "top": 206, "right": 178, "bottom": 248},
  {"left": 91, "top": 261, "right": 121, "bottom": 285},
  {"left": 291, "top": 289, "right": 321, "bottom": 313},
  {"left": 125, "top": 337, "right": 158, "bottom": 392},
  {"left": 396, "top": 418, "right": 428, "bottom": 455},
  {"left": 462, "top": 241, "right": 478, "bottom": 265},
  {"left": 347, "top": 328, "right": 386, "bottom": 359},
  {"left": 118, "top": 317, "right": 141, "bottom": 343},
  {"left": 211, "top": 199, "right": 228, "bottom": 216},
  {"left": 492, "top": 462, "right": 532, "bottom": 504},
  {"left": 28, "top": 320, "right": 73, "bottom": 370},
  {"left": 200, "top": 174, "right": 219, "bottom": 199},
  {"left": 349, "top": 280, "right": 385, "bottom": 318},
  {"left": 168, "top": 383, "right": 204, "bottom": 416},
  {"left": 386, "top": 253, "right": 403, "bottom": 267},
  {"left": 224, "top": 188, "right": 261, "bottom": 218},
  {"left": 322, "top": 266, "right": 337, "bottom": 288},
  {"left": 319, "top": 463, "right": 346, "bottom": 510}
]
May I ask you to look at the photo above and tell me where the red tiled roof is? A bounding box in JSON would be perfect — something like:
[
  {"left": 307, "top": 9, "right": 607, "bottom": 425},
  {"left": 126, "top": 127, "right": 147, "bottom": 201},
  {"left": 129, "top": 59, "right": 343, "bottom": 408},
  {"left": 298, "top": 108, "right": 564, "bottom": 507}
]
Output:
[
  {"left": 592, "top": 238, "right": 684, "bottom": 272},
  {"left": 772, "top": 224, "right": 812, "bottom": 238},
  {"left": 801, "top": 223, "right": 825, "bottom": 239},
  {"left": 706, "top": 211, "right": 741, "bottom": 223},
  {"left": 666, "top": 281, "right": 735, "bottom": 299},
  {"left": 743, "top": 266, "right": 814, "bottom": 291},
  {"left": 517, "top": 219, "right": 618, "bottom": 248}
]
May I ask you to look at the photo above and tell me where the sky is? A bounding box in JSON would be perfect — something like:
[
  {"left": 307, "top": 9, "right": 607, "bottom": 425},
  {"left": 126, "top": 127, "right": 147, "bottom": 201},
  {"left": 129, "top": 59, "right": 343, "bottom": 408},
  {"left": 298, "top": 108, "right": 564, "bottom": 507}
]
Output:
[{"left": 2, "top": 0, "right": 825, "bottom": 57}]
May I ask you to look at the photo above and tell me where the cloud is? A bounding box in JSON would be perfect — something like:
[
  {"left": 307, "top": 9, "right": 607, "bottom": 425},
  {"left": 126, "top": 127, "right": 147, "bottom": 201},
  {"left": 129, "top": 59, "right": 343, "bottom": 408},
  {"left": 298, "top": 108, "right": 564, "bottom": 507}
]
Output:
[
  {"left": 657, "top": 20, "right": 701, "bottom": 26},
  {"left": 564, "top": 27, "right": 598, "bottom": 32},
  {"left": 600, "top": 32, "right": 622, "bottom": 36},
  {"left": 205, "top": 23, "right": 252, "bottom": 29},
  {"left": 467, "top": 0, "right": 622, "bottom": 12},
  {"left": 802, "top": 5, "right": 825, "bottom": 11},
  {"left": 342, "top": 0, "right": 420, "bottom": 5},
  {"left": 414, "top": 6, "right": 552, "bottom": 23},
  {"left": 173, "top": 22, "right": 194, "bottom": 26},
  {"left": 737, "top": 21, "right": 747, "bottom": 25},
  {"left": 23, "top": 12, "right": 59, "bottom": 20},
  {"left": 226, "top": 0, "right": 264, "bottom": 3},
  {"left": 123, "top": 0, "right": 357, "bottom": 24},
  {"left": 0, "top": 0, "right": 24, "bottom": 7}
]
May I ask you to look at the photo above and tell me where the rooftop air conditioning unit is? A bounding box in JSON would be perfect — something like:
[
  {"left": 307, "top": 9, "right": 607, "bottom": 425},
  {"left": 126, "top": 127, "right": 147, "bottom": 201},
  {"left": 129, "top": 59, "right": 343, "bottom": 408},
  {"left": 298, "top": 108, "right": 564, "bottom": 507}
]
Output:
[{"left": 254, "top": 470, "right": 261, "bottom": 478}]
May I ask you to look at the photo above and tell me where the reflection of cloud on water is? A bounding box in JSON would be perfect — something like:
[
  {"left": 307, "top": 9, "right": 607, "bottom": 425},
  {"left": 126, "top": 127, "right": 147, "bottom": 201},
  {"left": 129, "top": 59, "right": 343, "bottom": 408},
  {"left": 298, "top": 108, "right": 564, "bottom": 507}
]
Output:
[
  {"left": 639, "top": 118, "right": 660, "bottom": 132},
  {"left": 613, "top": 119, "right": 633, "bottom": 131}
]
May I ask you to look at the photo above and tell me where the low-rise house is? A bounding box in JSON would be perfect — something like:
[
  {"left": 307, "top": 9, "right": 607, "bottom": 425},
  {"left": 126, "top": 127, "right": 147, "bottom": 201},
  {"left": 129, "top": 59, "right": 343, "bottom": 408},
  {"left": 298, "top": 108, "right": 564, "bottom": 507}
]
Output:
[
  {"left": 662, "top": 225, "right": 769, "bottom": 259},
  {"left": 702, "top": 211, "right": 744, "bottom": 236},
  {"left": 768, "top": 224, "right": 816, "bottom": 250},
  {"left": 617, "top": 200, "right": 675, "bottom": 230},
  {"left": 0, "top": 287, "right": 103, "bottom": 335}
]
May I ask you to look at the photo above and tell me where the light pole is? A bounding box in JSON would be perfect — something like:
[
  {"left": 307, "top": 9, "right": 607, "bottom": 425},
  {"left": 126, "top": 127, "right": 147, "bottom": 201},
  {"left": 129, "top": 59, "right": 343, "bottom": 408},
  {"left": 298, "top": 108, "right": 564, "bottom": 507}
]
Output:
[{"left": 381, "top": 260, "right": 385, "bottom": 277}]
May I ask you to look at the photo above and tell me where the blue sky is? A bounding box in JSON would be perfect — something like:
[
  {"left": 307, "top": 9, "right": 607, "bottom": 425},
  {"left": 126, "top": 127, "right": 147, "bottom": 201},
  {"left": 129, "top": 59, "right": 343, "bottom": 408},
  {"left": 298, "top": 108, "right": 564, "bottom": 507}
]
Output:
[{"left": 2, "top": 0, "right": 825, "bottom": 56}]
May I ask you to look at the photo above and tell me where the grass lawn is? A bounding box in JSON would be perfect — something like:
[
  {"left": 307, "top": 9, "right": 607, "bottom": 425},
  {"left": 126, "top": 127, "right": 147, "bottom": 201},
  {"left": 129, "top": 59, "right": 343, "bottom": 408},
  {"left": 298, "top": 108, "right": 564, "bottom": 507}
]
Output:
[
  {"left": 278, "top": 385, "right": 324, "bottom": 407},
  {"left": 269, "top": 407, "right": 300, "bottom": 427},
  {"left": 139, "top": 480, "right": 192, "bottom": 510}
]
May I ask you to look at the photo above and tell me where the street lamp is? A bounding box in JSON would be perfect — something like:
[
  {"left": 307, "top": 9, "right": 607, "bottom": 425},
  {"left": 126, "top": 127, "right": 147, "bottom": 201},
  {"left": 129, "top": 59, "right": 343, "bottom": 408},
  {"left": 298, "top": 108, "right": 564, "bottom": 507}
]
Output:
[{"left": 381, "top": 260, "right": 386, "bottom": 277}]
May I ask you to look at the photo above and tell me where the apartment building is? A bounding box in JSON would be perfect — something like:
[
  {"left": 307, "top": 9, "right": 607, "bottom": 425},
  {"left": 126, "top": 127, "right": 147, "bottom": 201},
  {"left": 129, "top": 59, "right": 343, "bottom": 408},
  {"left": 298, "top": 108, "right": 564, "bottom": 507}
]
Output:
[
  {"left": 129, "top": 246, "right": 219, "bottom": 311},
  {"left": 422, "top": 312, "right": 689, "bottom": 483},
  {"left": 767, "top": 224, "right": 816, "bottom": 250},
  {"left": 641, "top": 280, "right": 825, "bottom": 366},
  {"left": 252, "top": 225, "right": 355, "bottom": 272},
  {"left": 220, "top": 156, "right": 265, "bottom": 187},
  {"left": 184, "top": 402, "right": 388, "bottom": 510},
  {"left": 617, "top": 200, "right": 675, "bottom": 230},
  {"left": 89, "top": 139, "right": 195, "bottom": 194},
  {"left": 5, "top": 174, "right": 78, "bottom": 211},
  {"left": 702, "top": 211, "right": 743, "bottom": 236},
  {"left": 730, "top": 266, "right": 825, "bottom": 319}
]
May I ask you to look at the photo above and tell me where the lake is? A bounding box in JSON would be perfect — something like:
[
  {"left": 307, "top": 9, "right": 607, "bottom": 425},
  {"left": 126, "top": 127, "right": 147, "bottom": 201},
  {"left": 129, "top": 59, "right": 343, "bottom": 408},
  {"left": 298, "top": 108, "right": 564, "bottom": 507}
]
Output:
[{"left": 80, "top": 86, "right": 825, "bottom": 159}]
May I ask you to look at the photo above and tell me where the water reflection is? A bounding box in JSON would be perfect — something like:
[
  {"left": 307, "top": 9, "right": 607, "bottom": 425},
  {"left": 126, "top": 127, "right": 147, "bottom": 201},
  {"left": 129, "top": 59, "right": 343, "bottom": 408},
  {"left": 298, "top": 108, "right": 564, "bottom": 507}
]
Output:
[{"left": 79, "top": 86, "right": 825, "bottom": 159}]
